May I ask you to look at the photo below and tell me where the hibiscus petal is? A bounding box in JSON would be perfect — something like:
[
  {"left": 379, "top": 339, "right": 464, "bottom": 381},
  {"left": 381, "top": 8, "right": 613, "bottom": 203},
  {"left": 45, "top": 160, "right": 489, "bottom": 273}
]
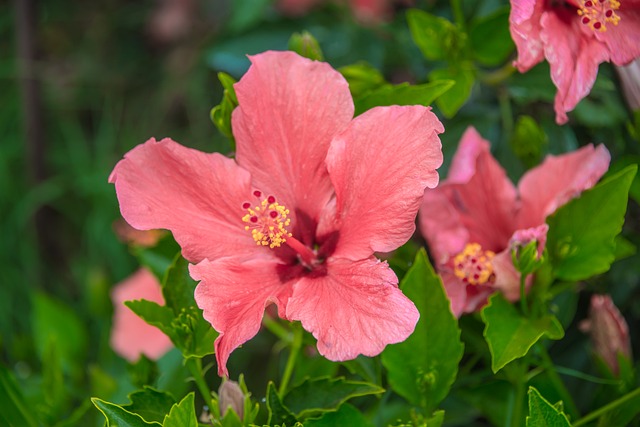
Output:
[
  {"left": 595, "top": 8, "right": 640, "bottom": 65},
  {"left": 510, "top": 0, "right": 546, "bottom": 71},
  {"left": 233, "top": 51, "right": 354, "bottom": 232},
  {"left": 323, "top": 105, "right": 444, "bottom": 260},
  {"left": 445, "top": 150, "right": 517, "bottom": 252},
  {"left": 540, "top": 10, "right": 610, "bottom": 124},
  {"left": 190, "top": 255, "right": 294, "bottom": 377},
  {"left": 517, "top": 144, "right": 610, "bottom": 228},
  {"left": 109, "top": 138, "right": 256, "bottom": 263},
  {"left": 448, "top": 127, "right": 492, "bottom": 183},
  {"left": 491, "top": 249, "right": 522, "bottom": 302},
  {"left": 110, "top": 269, "right": 173, "bottom": 361},
  {"left": 286, "top": 257, "right": 419, "bottom": 360},
  {"left": 439, "top": 270, "right": 469, "bottom": 318},
  {"left": 419, "top": 189, "right": 468, "bottom": 265}
]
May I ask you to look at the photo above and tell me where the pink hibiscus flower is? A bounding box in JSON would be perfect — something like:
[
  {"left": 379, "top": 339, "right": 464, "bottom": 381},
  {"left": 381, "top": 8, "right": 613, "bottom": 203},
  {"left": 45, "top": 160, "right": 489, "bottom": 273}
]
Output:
[
  {"left": 111, "top": 269, "right": 173, "bottom": 361},
  {"left": 419, "top": 127, "right": 610, "bottom": 317},
  {"left": 509, "top": 0, "right": 640, "bottom": 124},
  {"left": 109, "top": 51, "right": 444, "bottom": 377}
]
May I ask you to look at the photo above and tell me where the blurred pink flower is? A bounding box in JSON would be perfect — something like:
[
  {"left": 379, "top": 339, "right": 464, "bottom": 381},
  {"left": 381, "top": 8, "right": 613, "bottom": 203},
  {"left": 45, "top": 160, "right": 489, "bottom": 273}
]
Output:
[
  {"left": 509, "top": 0, "right": 640, "bottom": 124},
  {"left": 110, "top": 51, "right": 443, "bottom": 377},
  {"left": 419, "top": 127, "right": 610, "bottom": 316},
  {"left": 111, "top": 269, "right": 173, "bottom": 361},
  {"left": 580, "top": 294, "right": 632, "bottom": 375},
  {"left": 113, "top": 219, "right": 165, "bottom": 247}
]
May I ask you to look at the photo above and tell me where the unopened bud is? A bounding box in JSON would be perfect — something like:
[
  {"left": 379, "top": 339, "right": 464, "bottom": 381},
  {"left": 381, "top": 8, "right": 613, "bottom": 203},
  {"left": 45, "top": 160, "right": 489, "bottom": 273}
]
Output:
[
  {"left": 580, "top": 295, "right": 632, "bottom": 375},
  {"left": 510, "top": 225, "right": 547, "bottom": 275},
  {"left": 218, "top": 380, "right": 244, "bottom": 420}
]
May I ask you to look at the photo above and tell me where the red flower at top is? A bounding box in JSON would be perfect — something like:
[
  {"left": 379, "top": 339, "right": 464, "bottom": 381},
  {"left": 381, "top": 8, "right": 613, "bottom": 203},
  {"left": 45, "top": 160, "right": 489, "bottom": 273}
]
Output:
[
  {"left": 110, "top": 51, "right": 444, "bottom": 376},
  {"left": 419, "top": 127, "right": 609, "bottom": 316},
  {"left": 510, "top": 0, "right": 640, "bottom": 124}
]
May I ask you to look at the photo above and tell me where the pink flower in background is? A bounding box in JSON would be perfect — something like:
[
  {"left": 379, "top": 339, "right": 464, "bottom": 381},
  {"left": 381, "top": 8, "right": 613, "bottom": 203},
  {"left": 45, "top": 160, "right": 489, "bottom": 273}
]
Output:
[
  {"left": 580, "top": 294, "right": 632, "bottom": 375},
  {"left": 111, "top": 269, "right": 173, "bottom": 361},
  {"left": 419, "top": 127, "right": 610, "bottom": 316},
  {"left": 110, "top": 51, "right": 443, "bottom": 376},
  {"left": 509, "top": 0, "right": 640, "bottom": 124}
]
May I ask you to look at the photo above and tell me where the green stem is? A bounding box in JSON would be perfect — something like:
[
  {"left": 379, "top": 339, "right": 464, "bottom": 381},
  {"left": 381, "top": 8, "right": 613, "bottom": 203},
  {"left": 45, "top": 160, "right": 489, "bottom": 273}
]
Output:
[
  {"left": 537, "top": 345, "right": 579, "bottom": 419},
  {"left": 186, "top": 357, "right": 213, "bottom": 407},
  {"left": 519, "top": 273, "right": 529, "bottom": 316},
  {"left": 509, "top": 357, "right": 529, "bottom": 427},
  {"left": 479, "top": 63, "right": 516, "bottom": 86},
  {"left": 263, "top": 316, "right": 292, "bottom": 343},
  {"left": 279, "top": 323, "right": 303, "bottom": 395},
  {"left": 450, "top": 0, "right": 465, "bottom": 30},
  {"left": 573, "top": 387, "right": 640, "bottom": 427}
]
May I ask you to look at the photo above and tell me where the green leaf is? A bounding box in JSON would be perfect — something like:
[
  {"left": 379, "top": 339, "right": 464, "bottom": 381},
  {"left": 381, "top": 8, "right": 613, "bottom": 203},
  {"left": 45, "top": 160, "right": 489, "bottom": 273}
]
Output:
[
  {"left": 32, "top": 292, "right": 88, "bottom": 371},
  {"left": 613, "top": 235, "right": 636, "bottom": 261},
  {"left": 456, "top": 380, "right": 512, "bottom": 427},
  {"left": 407, "top": 9, "right": 465, "bottom": 61},
  {"left": 92, "top": 398, "right": 161, "bottom": 427},
  {"left": 227, "top": 0, "right": 272, "bottom": 33},
  {"left": 210, "top": 72, "right": 238, "bottom": 147},
  {"left": 339, "top": 62, "right": 386, "bottom": 99},
  {"left": 288, "top": 31, "right": 324, "bottom": 61},
  {"left": 381, "top": 249, "right": 464, "bottom": 413},
  {"left": 266, "top": 382, "right": 298, "bottom": 427},
  {"left": 126, "top": 299, "right": 176, "bottom": 338},
  {"left": 596, "top": 387, "right": 640, "bottom": 427},
  {"left": 132, "top": 235, "right": 180, "bottom": 281},
  {"left": 122, "top": 387, "right": 176, "bottom": 424},
  {"left": 163, "top": 393, "right": 197, "bottom": 427},
  {"left": 0, "top": 364, "right": 40, "bottom": 427},
  {"left": 283, "top": 377, "right": 384, "bottom": 419},
  {"left": 126, "top": 299, "right": 217, "bottom": 359},
  {"left": 172, "top": 306, "right": 218, "bottom": 358},
  {"left": 304, "top": 403, "right": 373, "bottom": 427},
  {"left": 481, "top": 293, "right": 564, "bottom": 373},
  {"left": 426, "top": 410, "right": 445, "bottom": 427},
  {"left": 127, "top": 355, "right": 160, "bottom": 389},
  {"left": 430, "top": 64, "right": 475, "bottom": 117},
  {"left": 42, "top": 339, "right": 66, "bottom": 412},
  {"left": 353, "top": 80, "right": 455, "bottom": 116},
  {"left": 162, "top": 254, "right": 198, "bottom": 315},
  {"left": 526, "top": 387, "right": 571, "bottom": 427},
  {"left": 510, "top": 115, "right": 547, "bottom": 169},
  {"left": 546, "top": 165, "right": 637, "bottom": 281},
  {"left": 469, "top": 7, "right": 514, "bottom": 67}
]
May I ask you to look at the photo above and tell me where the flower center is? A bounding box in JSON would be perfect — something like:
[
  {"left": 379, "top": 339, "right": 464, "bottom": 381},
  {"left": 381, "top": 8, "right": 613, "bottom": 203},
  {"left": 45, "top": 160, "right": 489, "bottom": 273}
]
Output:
[
  {"left": 242, "top": 190, "right": 292, "bottom": 248},
  {"left": 577, "top": 0, "right": 621, "bottom": 32},
  {"left": 453, "top": 243, "right": 496, "bottom": 286}
]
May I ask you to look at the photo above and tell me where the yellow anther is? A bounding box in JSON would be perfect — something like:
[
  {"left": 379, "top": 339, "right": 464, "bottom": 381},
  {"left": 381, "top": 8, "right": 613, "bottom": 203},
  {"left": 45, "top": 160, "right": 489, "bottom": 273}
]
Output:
[
  {"left": 242, "top": 195, "right": 292, "bottom": 248},
  {"left": 453, "top": 243, "right": 496, "bottom": 286},
  {"left": 577, "top": 0, "right": 620, "bottom": 32}
]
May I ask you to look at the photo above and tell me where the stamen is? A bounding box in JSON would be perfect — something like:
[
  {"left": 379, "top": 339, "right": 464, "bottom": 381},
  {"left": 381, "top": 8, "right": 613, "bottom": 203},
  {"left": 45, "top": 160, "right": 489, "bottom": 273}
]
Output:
[
  {"left": 453, "top": 243, "right": 496, "bottom": 286},
  {"left": 577, "top": 0, "right": 620, "bottom": 32},
  {"left": 242, "top": 193, "right": 292, "bottom": 248}
]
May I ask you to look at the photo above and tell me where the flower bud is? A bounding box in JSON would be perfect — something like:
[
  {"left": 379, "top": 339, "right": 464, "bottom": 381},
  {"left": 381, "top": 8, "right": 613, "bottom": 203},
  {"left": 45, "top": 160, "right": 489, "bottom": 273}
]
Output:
[
  {"left": 509, "top": 225, "right": 547, "bottom": 275},
  {"left": 580, "top": 294, "right": 632, "bottom": 375},
  {"left": 218, "top": 380, "right": 244, "bottom": 420}
]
